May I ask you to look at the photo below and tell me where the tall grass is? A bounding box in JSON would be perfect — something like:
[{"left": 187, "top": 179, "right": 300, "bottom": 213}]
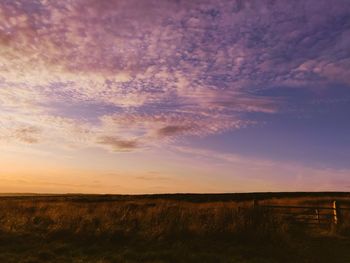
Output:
[
  {"left": 0, "top": 198, "right": 289, "bottom": 241},
  {"left": 1, "top": 195, "right": 350, "bottom": 263},
  {"left": 0, "top": 194, "right": 349, "bottom": 241}
]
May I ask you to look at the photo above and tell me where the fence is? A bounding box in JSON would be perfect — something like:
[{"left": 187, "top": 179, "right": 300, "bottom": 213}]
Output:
[{"left": 254, "top": 200, "right": 350, "bottom": 229}]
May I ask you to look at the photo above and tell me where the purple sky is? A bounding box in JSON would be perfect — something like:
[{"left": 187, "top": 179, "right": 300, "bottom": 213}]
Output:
[{"left": 0, "top": 0, "right": 350, "bottom": 193}]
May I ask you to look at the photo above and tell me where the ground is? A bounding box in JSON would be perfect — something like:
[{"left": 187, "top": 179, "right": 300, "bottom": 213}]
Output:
[{"left": 1, "top": 193, "right": 350, "bottom": 262}]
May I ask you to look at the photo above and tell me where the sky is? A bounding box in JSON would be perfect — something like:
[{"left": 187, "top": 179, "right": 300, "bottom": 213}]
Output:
[{"left": 0, "top": 0, "right": 350, "bottom": 194}]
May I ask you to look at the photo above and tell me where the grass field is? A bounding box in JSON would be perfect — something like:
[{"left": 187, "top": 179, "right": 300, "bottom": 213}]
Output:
[{"left": 1, "top": 192, "right": 350, "bottom": 262}]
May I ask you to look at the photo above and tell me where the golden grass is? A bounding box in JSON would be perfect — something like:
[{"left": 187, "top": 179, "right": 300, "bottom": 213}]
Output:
[
  {"left": 1, "top": 193, "right": 349, "bottom": 240},
  {"left": 0, "top": 193, "right": 350, "bottom": 262}
]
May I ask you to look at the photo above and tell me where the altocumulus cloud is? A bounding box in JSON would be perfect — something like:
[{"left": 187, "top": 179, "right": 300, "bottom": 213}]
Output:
[{"left": 0, "top": 0, "right": 349, "bottom": 151}]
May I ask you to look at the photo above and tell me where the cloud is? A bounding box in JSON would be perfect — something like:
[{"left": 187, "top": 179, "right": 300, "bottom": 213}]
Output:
[
  {"left": 171, "top": 145, "right": 350, "bottom": 192},
  {"left": 98, "top": 111, "right": 249, "bottom": 146},
  {"left": 13, "top": 126, "right": 41, "bottom": 144},
  {"left": 0, "top": 0, "right": 349, "bottom": 152},
  {"left": 157, "top": 125, "right": 192, "bottom": 137},
  {"left": 135, "top": 173, "right": 171, "bottom": 181},
  {"left": 97, "top": 136, "right": 139, "bottom": 152}
]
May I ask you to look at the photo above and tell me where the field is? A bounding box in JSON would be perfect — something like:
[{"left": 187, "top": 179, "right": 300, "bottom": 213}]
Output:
[{"left": 1, "top": 193, "right": 350, "bottom": 262}]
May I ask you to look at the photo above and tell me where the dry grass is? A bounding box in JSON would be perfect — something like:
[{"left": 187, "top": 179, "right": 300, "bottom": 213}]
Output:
[
  {"left": 0, "top": 193, "right": 350, "bottom": 262},
  {"left": 0, "top": 198, "right": 283, "bottom": 239}
]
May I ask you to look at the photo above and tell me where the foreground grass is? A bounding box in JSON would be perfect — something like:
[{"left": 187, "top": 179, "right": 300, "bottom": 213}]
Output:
[{"left": 0, "top": 234, "right": 350, "bottom": 263}]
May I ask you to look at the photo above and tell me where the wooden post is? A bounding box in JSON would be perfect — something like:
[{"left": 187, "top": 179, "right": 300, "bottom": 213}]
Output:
[
  {"left": 315, "top": 209, "right": 320, "bottom": 225},
  {"left": 333, "top": 201, "right": 338, "bottom": 225}
]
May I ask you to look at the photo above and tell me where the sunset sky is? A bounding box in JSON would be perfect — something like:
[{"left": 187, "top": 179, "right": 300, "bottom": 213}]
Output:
[{"left": 0, "top": 0, "right": 350, "bottom": 194}]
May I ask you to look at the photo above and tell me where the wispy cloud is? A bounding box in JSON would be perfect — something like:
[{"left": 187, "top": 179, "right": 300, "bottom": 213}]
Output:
[
  {"left": 172, "top": 145, "right": 350, "bottom": 192},
  {"left": 97, "top": 136, "right": 139, "bottom": 152},
  {"left": 13, "top": 126, "right": 41, "bottom": 144},
  {"left": 157, "top": 125, "right": 192, "bottom": 137}
]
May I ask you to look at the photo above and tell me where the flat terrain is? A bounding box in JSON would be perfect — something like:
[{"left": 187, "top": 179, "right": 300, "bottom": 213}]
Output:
[{"left": 0, "top": 192, "right": 350, "bottom": 263}]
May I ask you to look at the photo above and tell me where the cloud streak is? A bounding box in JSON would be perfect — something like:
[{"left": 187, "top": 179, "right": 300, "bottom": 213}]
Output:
[{"left": 97, "top": 136, "right": 139, "bottom": 152}]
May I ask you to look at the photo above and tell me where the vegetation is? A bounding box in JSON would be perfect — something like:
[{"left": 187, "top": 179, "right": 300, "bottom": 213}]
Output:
[{"left": 0, "top": 193, "right": 350, "bottom": 262}]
